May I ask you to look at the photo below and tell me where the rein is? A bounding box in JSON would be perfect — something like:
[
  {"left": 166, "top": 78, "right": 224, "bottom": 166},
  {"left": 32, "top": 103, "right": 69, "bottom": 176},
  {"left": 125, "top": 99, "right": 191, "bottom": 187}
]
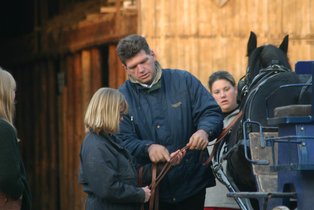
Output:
[
  {"left": 203, "top": 110, "right": 243, "bottom": 165},
  {"left": 146, "top": 145, "right": 189, "bottom": 210},
  {"left": 144, "top": 111, "right": 243, "bottom": 210},
  {"left": 240, "top": 64, "right": 290, "bottom": 99}
]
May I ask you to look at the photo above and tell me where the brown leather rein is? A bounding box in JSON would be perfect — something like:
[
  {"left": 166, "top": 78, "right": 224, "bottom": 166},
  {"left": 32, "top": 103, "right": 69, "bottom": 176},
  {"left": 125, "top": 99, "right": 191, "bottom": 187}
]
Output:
[
  {"left": 203, "top": 110, "right": 243, "bottom": 165},
  {"left": 144, "top": 111, "right": 243, "bottom": 210}
]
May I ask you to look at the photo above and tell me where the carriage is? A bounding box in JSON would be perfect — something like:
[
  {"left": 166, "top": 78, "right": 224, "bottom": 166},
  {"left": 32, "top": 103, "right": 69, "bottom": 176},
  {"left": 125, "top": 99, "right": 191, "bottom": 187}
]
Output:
[
  {"left": 145, "top": 32, "right": 313, "bottom": 210},
  {"left": 213, "top": 32, "right": 314, "bottom": 210}
]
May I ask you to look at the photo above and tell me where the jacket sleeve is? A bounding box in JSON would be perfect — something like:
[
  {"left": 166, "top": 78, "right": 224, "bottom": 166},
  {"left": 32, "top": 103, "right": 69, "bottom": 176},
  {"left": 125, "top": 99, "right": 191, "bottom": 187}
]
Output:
[
  {"left": 81, "top": 139, "right": 145, "bottom": 203},
  {"left": 117, "top": 115, "right": 154, "bottom": 165},
  {"left": 186, "top": 72, "right": 224, "bottom": 140},
  {"left": 0, "top": 122, "right": 24, "bottom": 199}
]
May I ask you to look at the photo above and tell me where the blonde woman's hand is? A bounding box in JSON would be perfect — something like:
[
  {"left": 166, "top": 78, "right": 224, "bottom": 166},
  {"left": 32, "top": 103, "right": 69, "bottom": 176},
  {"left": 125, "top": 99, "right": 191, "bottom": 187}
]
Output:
[{"left": 142, "top": 186, "right": 151, "bottom": 203}]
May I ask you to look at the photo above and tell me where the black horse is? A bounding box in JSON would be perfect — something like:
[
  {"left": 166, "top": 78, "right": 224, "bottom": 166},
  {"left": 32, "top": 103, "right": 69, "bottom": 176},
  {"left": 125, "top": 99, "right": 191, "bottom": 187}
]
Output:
[{"left": 219, "top": 32, "right": 311, "bottom": 209}]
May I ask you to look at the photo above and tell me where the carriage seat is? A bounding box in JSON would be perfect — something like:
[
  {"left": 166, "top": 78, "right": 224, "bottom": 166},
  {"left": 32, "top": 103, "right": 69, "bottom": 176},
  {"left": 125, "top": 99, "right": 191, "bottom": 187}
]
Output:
[
  {"left": 268, "top": 60, "right": 314, "bottom": 125},
  {"left": 268, "top": 104, "right": 312, "bottom": 125},
  {"left": 274, "top": 104, "right": 311, "bottom": 117}
]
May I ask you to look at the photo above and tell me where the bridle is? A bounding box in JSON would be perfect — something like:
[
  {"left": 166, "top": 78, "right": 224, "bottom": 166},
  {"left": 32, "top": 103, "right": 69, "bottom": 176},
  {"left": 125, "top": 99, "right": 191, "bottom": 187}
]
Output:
[{"left": 239, "top": 62, "right": 291, "bottom": 106}]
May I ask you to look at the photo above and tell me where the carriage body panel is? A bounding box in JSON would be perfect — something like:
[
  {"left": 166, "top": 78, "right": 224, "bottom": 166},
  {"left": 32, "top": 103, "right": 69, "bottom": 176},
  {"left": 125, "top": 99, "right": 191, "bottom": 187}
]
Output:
[
  {"left": 273, "top": 122, "right": 314, "bottom": 210},
  {"left": 264, "top": 61, "right": 314, "bottom": 210}
]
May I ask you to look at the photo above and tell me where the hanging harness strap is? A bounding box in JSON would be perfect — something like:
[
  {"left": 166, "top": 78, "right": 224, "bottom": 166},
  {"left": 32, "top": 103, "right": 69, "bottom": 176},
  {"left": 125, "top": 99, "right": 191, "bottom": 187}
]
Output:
[
  {"left": 147, "top": 145, "right": 188, "bottom": 210},
  {"left": 145, "top": 111, "right": 243, "bottom": 210},
  {"left": 149, "top": 163, "right": 158, "bottom": 210},
  {"left": 203, "top": 110, "right": 243, "bottom": 166}
]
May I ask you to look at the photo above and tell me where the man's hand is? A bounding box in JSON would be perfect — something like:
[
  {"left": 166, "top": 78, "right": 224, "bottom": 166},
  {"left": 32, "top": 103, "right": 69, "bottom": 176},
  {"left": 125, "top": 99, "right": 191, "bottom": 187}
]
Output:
[
  {"left": 147, "top": 144, "right": 170, "bottom": 163},
  {"left": 186, "top": 129, "right": 209, "bottom": 150},
  {"left": 169, "top": 149, "right": 187, "bottom": 165}
]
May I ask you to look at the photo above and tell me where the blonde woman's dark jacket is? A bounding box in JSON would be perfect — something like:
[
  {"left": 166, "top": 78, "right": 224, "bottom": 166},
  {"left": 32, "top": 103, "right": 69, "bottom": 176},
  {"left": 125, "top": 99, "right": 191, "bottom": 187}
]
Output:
[
  {"left": 79, "top": 131, "right": 145, "bottom": 210},
  {"left": 0, "top": 118, "right": 32, "bottom": 210}
]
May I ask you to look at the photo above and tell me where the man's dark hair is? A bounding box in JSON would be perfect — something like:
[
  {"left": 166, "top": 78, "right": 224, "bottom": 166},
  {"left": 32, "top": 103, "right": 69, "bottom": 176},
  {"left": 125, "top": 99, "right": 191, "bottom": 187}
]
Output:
[
  {"left": 208, "top": 70, "right": 236, "bottom": 92},
  {"left": 116, "top": 34, "right": 151, "bottom": 65}
]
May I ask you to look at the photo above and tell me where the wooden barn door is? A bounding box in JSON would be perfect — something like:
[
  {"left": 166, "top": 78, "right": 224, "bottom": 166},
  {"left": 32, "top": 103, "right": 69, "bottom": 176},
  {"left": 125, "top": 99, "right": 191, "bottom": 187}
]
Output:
[
  {"left": 58, "top": 43, "right": 126, "bottom": 210},
  {"left": 108, "top": 44, "right": 127, "bottom": 88},
  {"left": 13, "top": 61, "right": 60, "bottom": 210},
  {"left": 58, "top": 48, "right": 102, "bottom": 210},
  {"left": 11, "top": 42, "right": 126, "bottom": 210}
]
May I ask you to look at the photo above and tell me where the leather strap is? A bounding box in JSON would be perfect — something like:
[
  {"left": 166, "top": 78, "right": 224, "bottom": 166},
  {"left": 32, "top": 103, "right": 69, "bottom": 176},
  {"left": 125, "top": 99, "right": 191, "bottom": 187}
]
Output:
[
  {"left": 137, "top": 166, "right": 144, "bottom": 187},
  {"left": 149, "top": 164, "right": 157, "bottom": 210},
  {"left": 203, "top": 110, "right": 243, "bottom": 166},
  {"left": 154, "top": 146, "right": 188, "bottom": 188},
  {"left": 147, "top": 146, "right": 188, "bottom": 210},
  {"left": 145, "top": 111, "right": 243, "bottom": 209}
]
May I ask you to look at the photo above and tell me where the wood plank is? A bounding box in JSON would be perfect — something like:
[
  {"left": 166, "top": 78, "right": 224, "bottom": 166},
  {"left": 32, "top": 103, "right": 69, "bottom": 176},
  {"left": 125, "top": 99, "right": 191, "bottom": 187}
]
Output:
[
  {"left": 109, "top": 45, "right": 118, "bottom": 88},
  {"left": 198, "top": 0, "right": 214, "bottom": 36},
  {"left": 59, "top": 58, "right": 69, "bottom": 210},
  {"left": 66, "top": 56, "right": 75, "bottom": 209},
  {"left": 138, "top": 0, "right": 155, "bottom": 36},
  {"left": 47, "top": 60, "right": 58, "bottom": 210},
  {"left": 109, "top": 44, "right": 126, "bottom": 88},
  {"left": 73, "top": 53, "right": 83, "bottom": 210},
  {"left": 33, "top": 64, "right": 42, "bottom": 210},
  {"left": 82, "top": 50, "right": 92, "bottom": 110},
  {"left": 90, "top": 48, "right": 103, "bottom": 93},
  {"left": 249, "top": 132, "right": 278, "bottom": 192},
  {"left": 41, "top": 61, "right": 50, "bottom": 209},
  {"left": 100, "top": 6, "right": 117, "bottom": 13}
]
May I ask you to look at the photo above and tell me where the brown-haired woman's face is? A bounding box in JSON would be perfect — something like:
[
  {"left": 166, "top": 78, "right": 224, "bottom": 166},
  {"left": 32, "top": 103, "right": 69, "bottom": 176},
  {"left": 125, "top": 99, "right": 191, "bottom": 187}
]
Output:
[{"left": 211, "top": 79, "right": 238, "bottom": 113}]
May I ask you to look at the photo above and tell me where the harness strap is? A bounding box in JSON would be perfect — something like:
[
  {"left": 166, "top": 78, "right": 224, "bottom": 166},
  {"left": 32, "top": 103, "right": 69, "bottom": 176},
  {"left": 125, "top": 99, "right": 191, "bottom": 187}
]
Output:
[
  {"left": 137, "top": 166, "right": 144, "bottom": 187},
  {"left": 203, "top": 110, "right": 243, "bottom": 166},
  {"left": 145, "top": 111, "right": 243, "bottom": 209},
  {"left": 149, "top": 164, "right": 158, "bottom": 210},
  {"left": 147, "top": 146, "right": 189, "bottom": 210}
]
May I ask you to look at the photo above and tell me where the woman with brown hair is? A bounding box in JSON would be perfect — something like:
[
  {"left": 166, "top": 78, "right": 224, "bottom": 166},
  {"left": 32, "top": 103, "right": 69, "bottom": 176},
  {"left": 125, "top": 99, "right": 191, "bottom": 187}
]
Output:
[{"left": 204, "top": 70, "right": 240, "bottom": 210}]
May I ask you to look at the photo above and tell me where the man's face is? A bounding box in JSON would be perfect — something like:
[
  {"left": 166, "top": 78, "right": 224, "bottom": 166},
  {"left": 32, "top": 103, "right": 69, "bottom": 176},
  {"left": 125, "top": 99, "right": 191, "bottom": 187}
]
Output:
[{"left": 123, "top": 49, "right": 157, "bottom": 85}]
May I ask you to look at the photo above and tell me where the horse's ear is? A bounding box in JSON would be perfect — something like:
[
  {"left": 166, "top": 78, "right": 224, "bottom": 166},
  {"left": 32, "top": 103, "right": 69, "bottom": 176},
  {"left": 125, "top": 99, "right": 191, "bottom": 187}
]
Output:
[
  {"left": 279, "top": 35, "right": 289, "bottom": 54},
  {"left": 247, "top": 31, "right": 257, "bottom": 56}
]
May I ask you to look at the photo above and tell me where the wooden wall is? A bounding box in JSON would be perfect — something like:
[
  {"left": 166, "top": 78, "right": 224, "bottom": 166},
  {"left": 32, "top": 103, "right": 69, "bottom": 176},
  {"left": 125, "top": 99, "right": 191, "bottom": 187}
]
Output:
[
  {"left": 2, "top": 1, "right": 134, "bottom": 210},
  {"left": 2, "top": 0, "right": 313, "bottom": 210},
  {"left": 58, "top": 48, "right": 104, "bottom": 210},
  {"left": 138, "top": 0, "right": 314, "bottom": 86},
  {"left": 11, "top": 45, "right": 127, "bottom": 210},
  {"left": 13, "top": 61, "right": 60, "bottom": 210}
]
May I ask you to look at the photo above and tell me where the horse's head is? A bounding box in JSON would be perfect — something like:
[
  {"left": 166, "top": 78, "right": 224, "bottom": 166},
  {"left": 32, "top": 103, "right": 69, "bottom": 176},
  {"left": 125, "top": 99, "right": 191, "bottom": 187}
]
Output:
[
  {"left": 247, "top": 31, "right": 291, "bottom": 80},
  {"left": 238, "top": 32, "right": 292, "bottom": 101}
]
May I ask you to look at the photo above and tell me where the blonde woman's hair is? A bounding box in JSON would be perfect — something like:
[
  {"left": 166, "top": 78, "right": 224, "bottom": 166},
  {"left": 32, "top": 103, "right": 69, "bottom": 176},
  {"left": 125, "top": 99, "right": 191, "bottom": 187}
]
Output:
[
  {"left": 0, "top": 67, "right": 16, "bottom": 125},
  {"left": 84, "top": 88, "right": 128, "bottom": 134}
]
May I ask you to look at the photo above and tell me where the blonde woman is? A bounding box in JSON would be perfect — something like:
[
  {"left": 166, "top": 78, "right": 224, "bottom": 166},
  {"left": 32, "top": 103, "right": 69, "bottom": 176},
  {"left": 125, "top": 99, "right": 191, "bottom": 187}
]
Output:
[
  {"left": 79, "top": 88, "right": 151, "bottom": 210},
  {"left": 0, "top": 67, "right": 32, "bottom": 210}
]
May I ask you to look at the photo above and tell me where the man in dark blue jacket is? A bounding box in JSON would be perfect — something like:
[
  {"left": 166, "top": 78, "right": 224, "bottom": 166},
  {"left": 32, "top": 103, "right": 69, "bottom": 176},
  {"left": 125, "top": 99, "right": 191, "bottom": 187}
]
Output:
[{"left": 116, "top": 34, "right": 224, "bottom": 210}]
